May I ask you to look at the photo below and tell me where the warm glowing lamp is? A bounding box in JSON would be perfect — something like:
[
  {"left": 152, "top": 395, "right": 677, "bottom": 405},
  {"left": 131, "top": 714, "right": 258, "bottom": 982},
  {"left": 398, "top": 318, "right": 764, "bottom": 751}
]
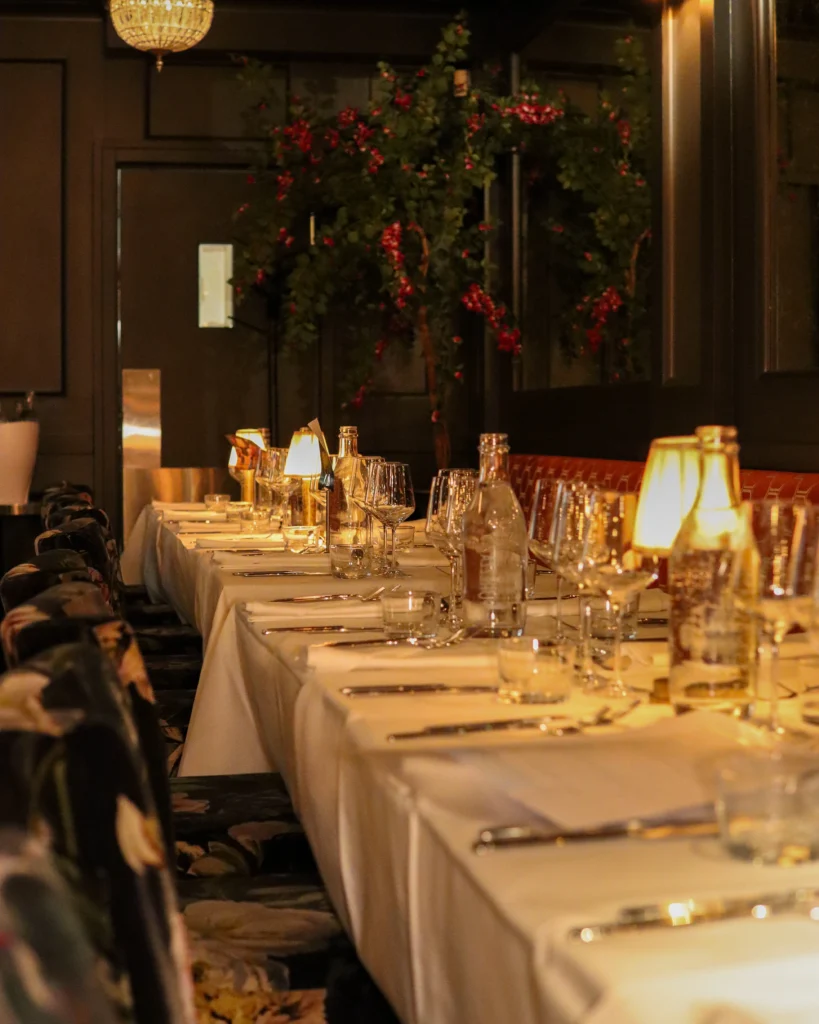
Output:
[
  {"left": 633, "top": 435, "right": 700, "bottom": 556},
  {"left": 109, "top": 0, "right": 214, "bottom": 72},
  {"left": 236, "top": 428, "right": 268, "bottom": 451},
  {"left": 283, "top": 428, "right": 323, "bottom": 548},
  {"left": 284, "top": 428, "right": 322, "bottom": 477}
]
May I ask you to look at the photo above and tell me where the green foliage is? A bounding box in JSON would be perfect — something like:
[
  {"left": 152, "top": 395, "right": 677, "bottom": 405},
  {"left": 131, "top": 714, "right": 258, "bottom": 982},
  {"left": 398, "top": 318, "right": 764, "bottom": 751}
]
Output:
[
  {"left": 527, "top": 34, "right": 652, "bottom": 381},
  {"left": 232, "top": 14, "right": 562, "bottom": 416}
]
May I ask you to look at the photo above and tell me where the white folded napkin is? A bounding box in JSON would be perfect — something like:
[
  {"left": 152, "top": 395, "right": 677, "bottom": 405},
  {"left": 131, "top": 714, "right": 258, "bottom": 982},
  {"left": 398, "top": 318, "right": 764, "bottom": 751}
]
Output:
[
  {"left": 455, "top": 712, "right": 767, "bottom": 831},
  {"left": 166, "top": 522, "right": 239, "bottom": 534},
  {"left": 152, "top": 501, "right": 206, "bottom": 511},
  {"left": 160, "top": 510, "right": 227, "bottom": 522},
  {"left": 307, "top": 641, "right": 497, "bottom": 674},
  {"left": 396, "top": 548, "right": 449, "bottom": 568},
  {"left": 243, "top": 600, "right": 383, "bottom": 624},
  {"left": 200, "top": 536, "right": 286, "bottom": 552},
  {"left": 213, "top": 552, "right": 330, "bottom": 571}
]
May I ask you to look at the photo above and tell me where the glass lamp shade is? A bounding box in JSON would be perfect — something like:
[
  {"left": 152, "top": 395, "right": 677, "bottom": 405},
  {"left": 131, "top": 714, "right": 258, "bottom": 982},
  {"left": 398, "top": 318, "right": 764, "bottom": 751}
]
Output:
[
  {"left": 633, "top": 435, "right": 700, "bottom": 556},
  {"left": 109, "top": 0, "right": 214, "bottom": 71},
  {"left": 284, "top": 428, "right": 322, "bottom": 477},
  {"left": 236, "top": 428, "right": 269, "bottom": 450}
]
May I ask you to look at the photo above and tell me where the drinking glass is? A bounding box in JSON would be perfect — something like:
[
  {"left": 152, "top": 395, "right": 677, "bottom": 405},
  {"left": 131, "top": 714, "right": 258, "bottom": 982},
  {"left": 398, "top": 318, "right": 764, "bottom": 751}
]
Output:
[
  {"left": 370, "top": 463, "right": 416, "bottom": 577},
  {"left": 530, "top": 479, "right": 582, "bottom": 641},
  {"left": 381, "top": 589, "right": 439, "bottom": 639},
  {"left": 716, "top": 751, "right": 819, "bottom": 866},
  {"left": 350, "top": 456, "right": 386, "bottom": 573},
  {"left": 255, "top": 448, "right": 289, "bottom": 515},
  {"left": 204, "top": 493, "right": 230, "bottom": 512},
  {"left": 497, "top": 637, "right": 573, "bottom": 704},
  {"left": 581, "top": 490, "right": 659, "bottom": 699},
  {"left": 427, "top": 469, "right": 478, "bottom": 623},
  {"left": 440, "top": 472, "right": 478, "bottom": 626},
  {"left": 740, "top": 500, "right": 819, "bottom": 737},
  {"left": 239, "top": 506, "right": 273, "bottom": 534}
]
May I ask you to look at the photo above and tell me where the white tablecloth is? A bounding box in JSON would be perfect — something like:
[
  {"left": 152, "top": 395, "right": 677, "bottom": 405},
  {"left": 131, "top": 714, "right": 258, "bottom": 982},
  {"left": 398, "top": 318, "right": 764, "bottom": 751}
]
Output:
[{"left": 146, "top": 512, "right": 819, "bottom": 1024}]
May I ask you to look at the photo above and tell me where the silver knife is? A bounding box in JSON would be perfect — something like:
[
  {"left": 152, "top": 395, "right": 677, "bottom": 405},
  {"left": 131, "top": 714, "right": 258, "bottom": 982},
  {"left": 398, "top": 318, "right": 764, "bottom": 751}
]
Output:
[
  {"left": 387, "top": 714, "right": 570, "bottom": 741},
  {"left": 233, "top": 570, "right": 330, "bottom": 577},
  {"left": 261, "top": 625, "right": 382, "bottom": 635},
  {"left": 567, "top": 888, "right": 819, "bottom": 942},
  {"left": 473, "top": 818, "right": 719, "bottom": 854},
  {"left": 342, "top": 683, "right": 498, "bottom": 697}
]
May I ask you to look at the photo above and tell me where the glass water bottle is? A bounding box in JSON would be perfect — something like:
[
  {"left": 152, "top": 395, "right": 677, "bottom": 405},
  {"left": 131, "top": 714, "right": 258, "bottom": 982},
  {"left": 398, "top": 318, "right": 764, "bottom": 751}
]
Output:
[
  {"left": 327, "top": 425, "right": 369, "bottom": 579},
  {"left": 462, "top": 433, "right": 528, "bottom": 637},
  {"left": 668, "top": 426, "right": 758, "bottom": 714}
]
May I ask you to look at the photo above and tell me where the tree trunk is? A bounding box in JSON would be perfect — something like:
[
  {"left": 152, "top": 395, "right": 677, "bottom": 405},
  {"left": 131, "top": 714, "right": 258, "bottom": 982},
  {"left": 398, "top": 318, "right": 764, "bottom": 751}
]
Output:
[{"left": 417, "top": 305, "right": 451, "bottom": 469}]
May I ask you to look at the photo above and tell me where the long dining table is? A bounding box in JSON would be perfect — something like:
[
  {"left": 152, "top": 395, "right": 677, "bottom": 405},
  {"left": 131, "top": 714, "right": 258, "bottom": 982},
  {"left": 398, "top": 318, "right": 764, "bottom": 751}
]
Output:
[{"left": 126, "top": 501, "right": 819, "bottom": 1024}]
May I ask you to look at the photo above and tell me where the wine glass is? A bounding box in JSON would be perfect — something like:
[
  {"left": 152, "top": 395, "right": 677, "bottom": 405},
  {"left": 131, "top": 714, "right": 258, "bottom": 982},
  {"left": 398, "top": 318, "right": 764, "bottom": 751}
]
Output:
[
  {"left": 742, "top": 500, "right": 819, "bottom": 737},
  {"left": 581, "top": 489, "right": 659, "bottom": 700},
  {"left": 428, "top": 470, "right": 478, "bottom": 625},
  {"left": 256, "top": 448, "right": 288, "bottom": 514},
  {"left": 536, "top": 480, "right": 584, "bottom": 640},
  {"left": 351, "top": 456, "right": 387, "bottom": 573},
  {"left": 370, "top": 463, "right": 416, "bottom": 577}
]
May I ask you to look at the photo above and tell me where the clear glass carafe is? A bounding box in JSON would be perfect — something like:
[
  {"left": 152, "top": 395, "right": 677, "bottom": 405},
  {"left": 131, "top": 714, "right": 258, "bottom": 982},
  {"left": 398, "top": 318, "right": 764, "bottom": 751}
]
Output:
[
  {"left": 462, "top": 433, "right": 528, "bottom": 637},
  {"left": 668, "top": 426, "right": 758, "bottom": 715}
]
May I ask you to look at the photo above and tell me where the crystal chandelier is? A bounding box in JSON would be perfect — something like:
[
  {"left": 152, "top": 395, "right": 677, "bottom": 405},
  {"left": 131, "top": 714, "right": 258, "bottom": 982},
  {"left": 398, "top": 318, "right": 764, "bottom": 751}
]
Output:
[{"left": 109, "top": 0, "right": 215, "bottom": 72}]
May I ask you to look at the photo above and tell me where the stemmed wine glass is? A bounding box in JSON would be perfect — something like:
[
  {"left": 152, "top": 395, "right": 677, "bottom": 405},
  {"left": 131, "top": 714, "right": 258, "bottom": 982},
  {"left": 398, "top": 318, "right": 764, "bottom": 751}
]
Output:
[
  {"left": 428, "top": 469, "right": 478, "bottom": 625},
  {"left": 742, "top": 500, "right": 819, "bottom": 737},
  {"left": 370, "top": 463, "right": 416, "bottom": 577},
  {"left": 255, "top": 448, "right": 288, "bottom": 515},
  {"left": 532, "top": 480, "right": 583, "bottom": 640},
  {"left": 581, "top": 489, "right": 660, "bottom": 700}
]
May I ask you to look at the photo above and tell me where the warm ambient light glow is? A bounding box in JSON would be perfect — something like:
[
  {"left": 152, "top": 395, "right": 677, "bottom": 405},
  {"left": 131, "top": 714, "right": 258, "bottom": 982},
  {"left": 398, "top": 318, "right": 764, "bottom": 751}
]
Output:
[
  {"left": 284, "top": 428, "right": 322, "bottom": 477},
  {"left": 235, "top": 429, "right": 268, "bottom": 451},
  {"left": 633, "top": 435, "right": 700, "bottom": 555},
  {"left": 109, "top": 0, "right": 214, "bottom": 72}
]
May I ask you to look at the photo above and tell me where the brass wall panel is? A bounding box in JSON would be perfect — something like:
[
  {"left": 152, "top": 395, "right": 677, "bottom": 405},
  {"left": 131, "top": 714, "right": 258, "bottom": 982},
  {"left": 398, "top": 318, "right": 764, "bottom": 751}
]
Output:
[
  {"left": 122, "top": 368, "right": 161, "bottom": 469},
  {"left": 122, "top": 466, "right": 236, "bottom": 543}
]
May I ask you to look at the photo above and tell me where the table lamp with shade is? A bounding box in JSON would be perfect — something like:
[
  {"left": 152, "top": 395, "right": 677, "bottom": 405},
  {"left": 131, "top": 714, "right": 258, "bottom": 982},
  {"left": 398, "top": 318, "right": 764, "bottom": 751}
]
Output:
[
  {"left": 227, "top": 429, "right": 268, "bottom": 503},
  {"left": 633, "top": 435, "right": 701, "bottom": 559},
  {"left": 283, "top": 427, "right": 324, "bottom": 551}
]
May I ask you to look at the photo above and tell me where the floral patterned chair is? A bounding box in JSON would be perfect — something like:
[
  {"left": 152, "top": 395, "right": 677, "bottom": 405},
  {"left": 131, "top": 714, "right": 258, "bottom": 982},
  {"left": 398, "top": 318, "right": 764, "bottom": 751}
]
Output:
[
  {"left": 0, "top": 645, "right": 385, "bottom": 1024},
  {"left": 0, "top": 582, "right": 313, "bottom": 882},
  {"left": 0, "top": 644, "right": 195, "bottom": 1024},
  {"left": 0, "top": 550, "right": 94, "bottom": 614},
  {"left": 0, "top": 829, "right": 119, "bottom": 1023}
]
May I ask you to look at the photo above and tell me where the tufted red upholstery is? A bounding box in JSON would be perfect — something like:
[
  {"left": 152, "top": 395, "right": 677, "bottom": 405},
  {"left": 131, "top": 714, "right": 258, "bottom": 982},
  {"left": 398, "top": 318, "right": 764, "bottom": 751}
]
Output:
[{"left": 509, "top": 454, "right": 819, "bottom": 518}]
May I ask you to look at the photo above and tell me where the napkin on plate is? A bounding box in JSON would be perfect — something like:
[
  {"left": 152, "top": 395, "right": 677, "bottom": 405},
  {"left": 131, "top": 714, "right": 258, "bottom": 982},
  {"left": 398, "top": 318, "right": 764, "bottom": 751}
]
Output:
[
  {"left": 166, "top": 522, "right": 239, "bottom": 534},
  {"left": 307, "top": 641, "right": 497, "bottom": 674},
  {"left": 242, "top": 600, "right": 383, "bottom": 625},
  {"left": 213, "top": 552, "right": 330, "bottom": 571},
  {"left": 201, "top": 536, "right": 286, "bottom": 552},
  {"left": 397, "top": 548, "right": 449, "bottom": 568},
  {"left": 454, "top": 711, "right": 765, "bottom": 830},
  {"left": 160, "top": 510, "right": 227, "bottom": 522},
  {"left": 152, "top": 501, "right": 206, "bottom": 511}
]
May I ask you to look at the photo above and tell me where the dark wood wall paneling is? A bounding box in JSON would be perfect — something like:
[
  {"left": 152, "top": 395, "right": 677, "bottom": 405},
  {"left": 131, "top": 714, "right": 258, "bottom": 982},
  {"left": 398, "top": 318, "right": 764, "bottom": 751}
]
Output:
[{"left": 0, "top": 17, "right": 101, "bottom": 491}]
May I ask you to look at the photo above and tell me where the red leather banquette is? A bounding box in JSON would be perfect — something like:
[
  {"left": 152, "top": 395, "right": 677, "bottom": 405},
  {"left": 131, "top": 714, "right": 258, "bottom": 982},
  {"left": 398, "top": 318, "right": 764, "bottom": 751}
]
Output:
[{"left": 509, "top": 454, "right": 819, "bottom": 518}]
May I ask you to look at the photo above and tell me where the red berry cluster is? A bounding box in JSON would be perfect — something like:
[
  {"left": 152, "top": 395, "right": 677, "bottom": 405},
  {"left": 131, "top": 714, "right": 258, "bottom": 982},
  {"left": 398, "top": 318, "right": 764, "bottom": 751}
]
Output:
[
  {"left": 368, "top": 147, "right": 384, "bottom": 174},
  {"left": 584, "top": 286, "right": 623, "bottom": 353},
  {"left": 503, "top": 95, "right": 563, "bottom": 127},
  {"left": 353, "top": 123, "right": 376, "bottom": 150},
  {"left": 276, "top": 170, "right": 294, "bottom": 201},
  {"left": 617, "top": 119, "right": 631, "bottom": 146},
  {"left": 466, "top": 113, "right": 485, "bottom": 137},
  {"left": 461, "top": 283, "right": 521, "bottom": 354},
  {"left": 283, "top": 117, "right": 313, "bottom": 154},
  {"left": 380, "top": 222, "right": 404, "bottom": 268},
  {"left": 337, "top": 107, "right": 359, "bottom": 128},
  {"left": 394, "top": 89, "right": 412, "bottom": 112},
  {"left": 350, "top": 383, "right": 367, "bottom": 409}
]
